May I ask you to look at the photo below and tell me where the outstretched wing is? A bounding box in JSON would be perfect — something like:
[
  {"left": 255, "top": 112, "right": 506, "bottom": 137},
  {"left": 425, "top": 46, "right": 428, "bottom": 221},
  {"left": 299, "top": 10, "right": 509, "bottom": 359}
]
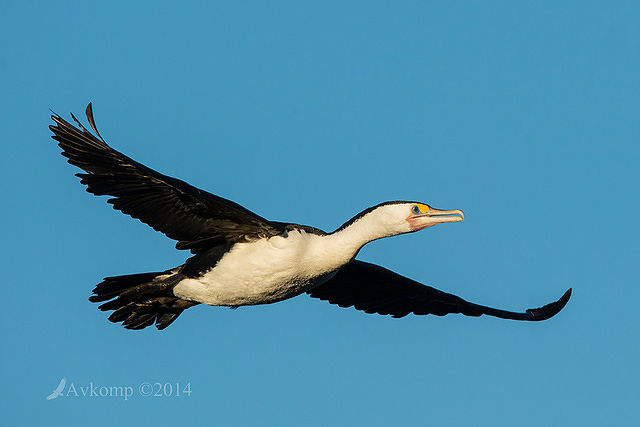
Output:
[
  {"left": 307, "top": 260, "right": 571, "bottom": 321},
  {"left": 50, "top": 104, "right": 285, "bottom": 253}
]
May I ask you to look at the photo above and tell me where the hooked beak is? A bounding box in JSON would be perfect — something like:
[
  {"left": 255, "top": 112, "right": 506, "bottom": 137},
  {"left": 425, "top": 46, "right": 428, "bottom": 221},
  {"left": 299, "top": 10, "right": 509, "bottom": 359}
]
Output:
[{"left": 407, "top": 207, "right": 464, "bottom": 231}]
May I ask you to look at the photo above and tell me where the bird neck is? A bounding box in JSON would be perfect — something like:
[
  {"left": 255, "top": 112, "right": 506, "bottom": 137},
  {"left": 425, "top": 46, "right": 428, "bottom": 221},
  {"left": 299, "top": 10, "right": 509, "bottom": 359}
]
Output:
[{"left": 319, "top": 210, "right": 399, "bottom": 263}]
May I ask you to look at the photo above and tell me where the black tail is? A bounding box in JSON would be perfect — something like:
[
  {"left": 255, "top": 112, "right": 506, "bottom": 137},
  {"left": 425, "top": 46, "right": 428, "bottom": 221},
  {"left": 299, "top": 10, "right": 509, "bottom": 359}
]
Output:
[{"left": 89, "top": 271, "right": 199, "bottom": 330}]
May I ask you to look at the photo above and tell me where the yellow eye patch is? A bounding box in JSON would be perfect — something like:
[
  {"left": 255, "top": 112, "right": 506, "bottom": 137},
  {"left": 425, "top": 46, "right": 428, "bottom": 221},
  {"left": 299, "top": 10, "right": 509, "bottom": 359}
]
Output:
[{"left": 411, "top": 203, "right": 430, "bottom": 215}]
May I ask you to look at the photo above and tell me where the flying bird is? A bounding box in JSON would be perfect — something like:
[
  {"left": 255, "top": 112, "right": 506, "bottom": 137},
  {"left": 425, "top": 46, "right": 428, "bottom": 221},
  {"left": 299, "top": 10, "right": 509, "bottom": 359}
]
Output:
[{"left": 49, "top": 104, "right": 571, "bottom": 330}]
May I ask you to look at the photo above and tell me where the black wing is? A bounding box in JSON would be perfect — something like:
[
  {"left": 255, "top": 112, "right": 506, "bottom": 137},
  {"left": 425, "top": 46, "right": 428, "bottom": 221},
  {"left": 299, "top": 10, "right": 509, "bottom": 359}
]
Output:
[
  {"left": 307, "top": 260, "right": 571, "bottom": 321},
  {"left": 50, "top": 103, "right": 285, "bottom": 252}
]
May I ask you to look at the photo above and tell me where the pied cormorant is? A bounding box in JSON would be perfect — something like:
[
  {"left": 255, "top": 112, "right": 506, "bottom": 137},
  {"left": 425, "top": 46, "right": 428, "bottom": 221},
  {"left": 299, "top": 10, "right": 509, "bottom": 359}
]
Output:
[{"left": 49, "top": 104, "right": 571, "bottom": 330}]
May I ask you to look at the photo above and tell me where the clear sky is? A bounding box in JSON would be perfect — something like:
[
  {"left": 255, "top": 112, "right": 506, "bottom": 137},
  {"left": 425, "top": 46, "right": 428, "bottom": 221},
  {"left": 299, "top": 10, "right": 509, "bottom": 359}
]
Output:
[{"left": 1, "top": 1, "right": 638, "bottom": 425}]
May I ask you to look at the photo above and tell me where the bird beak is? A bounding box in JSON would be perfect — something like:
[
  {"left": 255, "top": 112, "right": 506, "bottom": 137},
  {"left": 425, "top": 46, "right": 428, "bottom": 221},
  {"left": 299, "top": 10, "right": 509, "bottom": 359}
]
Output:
[{"left": 407, "top": 208, "right": 464, "bottom": 231}]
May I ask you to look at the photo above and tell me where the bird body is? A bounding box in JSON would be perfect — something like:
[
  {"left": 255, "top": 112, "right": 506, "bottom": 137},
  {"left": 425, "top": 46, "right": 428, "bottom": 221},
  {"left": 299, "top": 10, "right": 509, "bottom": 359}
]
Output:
[
  {"left": 49, "top": 104, "right": 571, "bottom": 330},
  {"left": 173, "top": 202, "right": 438, "bottom": 306},
  {"left": 174, "top": 228, "right": 336, "bottom": 306}
]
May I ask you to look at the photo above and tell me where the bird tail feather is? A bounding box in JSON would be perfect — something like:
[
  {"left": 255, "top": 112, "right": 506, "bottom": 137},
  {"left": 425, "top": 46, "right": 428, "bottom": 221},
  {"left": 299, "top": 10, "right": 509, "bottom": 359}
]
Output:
[{"left": 89, "top": 271, "right": 198, "bottom": 330}]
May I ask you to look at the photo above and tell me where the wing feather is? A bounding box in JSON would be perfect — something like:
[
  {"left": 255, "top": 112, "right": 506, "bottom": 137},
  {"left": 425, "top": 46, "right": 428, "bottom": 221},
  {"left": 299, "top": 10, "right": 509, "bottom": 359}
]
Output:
[
  {"left": 308, "top": 260, "right": 571, "bottom": 321},
  {"left": 50, "top": 104, "right": 284, "bottom": 252}
]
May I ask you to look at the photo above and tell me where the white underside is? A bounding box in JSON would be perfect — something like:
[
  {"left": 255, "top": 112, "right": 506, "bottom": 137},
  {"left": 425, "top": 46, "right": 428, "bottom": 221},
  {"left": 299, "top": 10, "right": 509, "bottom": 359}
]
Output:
[{"left": 173, "top": 229, "right": 355, "bottom": 306}]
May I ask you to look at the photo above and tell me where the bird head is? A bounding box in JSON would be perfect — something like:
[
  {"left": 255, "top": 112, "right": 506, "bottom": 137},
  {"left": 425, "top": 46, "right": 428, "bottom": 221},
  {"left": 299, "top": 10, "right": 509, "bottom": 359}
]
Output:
[
  {"left": 403, "top": 202, "right": 464, "bottom": 232},
  {"left": 338, "top": 201, "right": 464, "bottom": 241},
  {"left": 365, "top": 202, "right": 464, "bottom": 237}
]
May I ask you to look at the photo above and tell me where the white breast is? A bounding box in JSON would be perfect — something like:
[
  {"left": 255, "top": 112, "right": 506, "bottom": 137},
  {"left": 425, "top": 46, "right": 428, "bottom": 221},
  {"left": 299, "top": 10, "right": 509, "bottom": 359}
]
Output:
[{"left": 172, "top": 230, "right": 349, "bottom": 306}]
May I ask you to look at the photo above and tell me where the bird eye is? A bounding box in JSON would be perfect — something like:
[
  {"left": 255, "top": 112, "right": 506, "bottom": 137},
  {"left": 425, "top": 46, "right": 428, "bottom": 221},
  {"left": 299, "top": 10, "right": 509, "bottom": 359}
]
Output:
[{"left": 411, "top": 205, "right": 421, "bottom": 215}]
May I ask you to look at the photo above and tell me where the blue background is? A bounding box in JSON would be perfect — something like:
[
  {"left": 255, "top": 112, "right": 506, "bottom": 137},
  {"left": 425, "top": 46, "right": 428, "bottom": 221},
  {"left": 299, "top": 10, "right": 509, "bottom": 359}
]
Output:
[{"left": 2, "top": 1, "right": 638, "bottom": 425}]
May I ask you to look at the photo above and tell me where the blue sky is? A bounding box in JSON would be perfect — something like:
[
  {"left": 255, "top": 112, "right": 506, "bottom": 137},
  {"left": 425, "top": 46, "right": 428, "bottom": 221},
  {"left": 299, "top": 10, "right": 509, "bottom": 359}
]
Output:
[{"left": 1, "top": 1, "right": 638, "bottom": 425}]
